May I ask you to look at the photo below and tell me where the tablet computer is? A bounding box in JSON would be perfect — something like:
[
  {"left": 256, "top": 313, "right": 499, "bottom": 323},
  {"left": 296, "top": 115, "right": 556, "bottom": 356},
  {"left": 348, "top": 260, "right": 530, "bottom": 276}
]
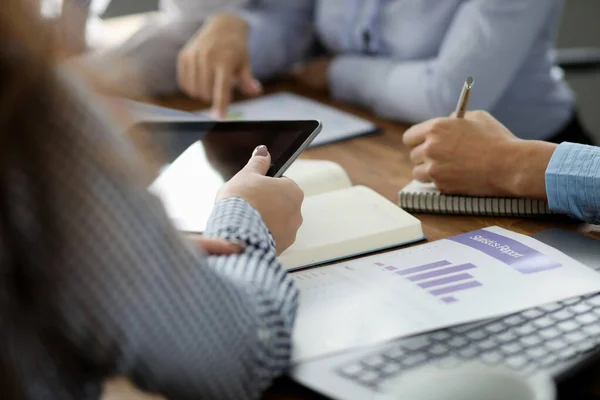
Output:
[{"left": 129, "top": 120, "right": 322, "bottom": 232}]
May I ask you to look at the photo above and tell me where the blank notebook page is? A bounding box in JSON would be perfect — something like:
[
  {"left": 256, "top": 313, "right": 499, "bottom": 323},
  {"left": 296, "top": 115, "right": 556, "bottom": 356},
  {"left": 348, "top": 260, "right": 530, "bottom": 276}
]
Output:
[
  {"left": 279, "top": 185, "right": 423, "bottom": 270},
  {"left": 284, "top": 159, "right": 352, "bottom": 197}
]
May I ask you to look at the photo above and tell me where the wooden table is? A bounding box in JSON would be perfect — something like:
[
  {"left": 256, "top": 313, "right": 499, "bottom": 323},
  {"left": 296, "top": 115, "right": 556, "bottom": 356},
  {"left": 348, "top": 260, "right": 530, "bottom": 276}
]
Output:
[
  {"left": 156, "top": 81, "right": 600, "bottom": 249},
  {"left": 100, "top": 13, "right": 600, "bottom": 400}
]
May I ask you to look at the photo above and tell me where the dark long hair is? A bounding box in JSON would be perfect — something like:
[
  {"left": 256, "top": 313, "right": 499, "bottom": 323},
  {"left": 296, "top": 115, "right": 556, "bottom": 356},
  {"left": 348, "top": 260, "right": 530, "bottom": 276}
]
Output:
[{"left": 0, "top": 2, "right": 100, "bottom": 398}]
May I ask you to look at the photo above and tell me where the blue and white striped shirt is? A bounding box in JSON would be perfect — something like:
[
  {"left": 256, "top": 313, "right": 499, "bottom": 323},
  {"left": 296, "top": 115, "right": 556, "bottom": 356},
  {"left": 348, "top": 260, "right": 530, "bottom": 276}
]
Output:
[
  {"left": 4, "top": 70, "right": 298, "bottom": 399},
  {"left": 546, "top": 143, "right": 600, "bottom": 223}
]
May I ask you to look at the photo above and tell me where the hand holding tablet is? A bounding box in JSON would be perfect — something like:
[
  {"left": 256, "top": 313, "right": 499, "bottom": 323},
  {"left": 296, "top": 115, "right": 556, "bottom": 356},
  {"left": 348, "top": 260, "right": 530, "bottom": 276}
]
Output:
[
  {"left": 217, "top": 145, "right": 304, "bottom": 254},
  {"left": 129, "top": 120, "right": 321, "bottom": 235}
]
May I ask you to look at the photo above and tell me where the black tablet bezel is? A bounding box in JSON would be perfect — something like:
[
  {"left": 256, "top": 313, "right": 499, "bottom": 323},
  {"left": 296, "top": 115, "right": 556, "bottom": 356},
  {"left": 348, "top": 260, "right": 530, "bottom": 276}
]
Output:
[{"left": 133, "top": 120, "right": 322, "bottom": 177}]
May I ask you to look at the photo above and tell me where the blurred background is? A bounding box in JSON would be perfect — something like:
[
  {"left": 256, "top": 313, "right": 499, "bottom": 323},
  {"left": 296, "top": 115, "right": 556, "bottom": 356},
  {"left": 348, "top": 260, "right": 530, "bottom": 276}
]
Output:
[
  {"left": 83, "top": 0, "right": 600, "bottom": 143},
  {"left": 556, "top": 0, "right": 600, "bottom": 144}
]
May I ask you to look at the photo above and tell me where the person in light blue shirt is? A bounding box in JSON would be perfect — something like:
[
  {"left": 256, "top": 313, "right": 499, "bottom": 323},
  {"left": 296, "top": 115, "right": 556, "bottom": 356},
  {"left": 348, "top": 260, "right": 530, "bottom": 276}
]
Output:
[
  {"left": 402, "top": 110, "right": 600, "bottom": 223},
  {"left": 176, "top": 0, "right": 593, "bottom": 145}
]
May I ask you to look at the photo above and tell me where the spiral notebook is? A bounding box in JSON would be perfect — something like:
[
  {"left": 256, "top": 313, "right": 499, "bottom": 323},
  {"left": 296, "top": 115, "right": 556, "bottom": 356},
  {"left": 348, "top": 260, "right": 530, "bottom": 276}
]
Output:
[{"left": 398, "top": 180, "right": 553, "bottom": 217}]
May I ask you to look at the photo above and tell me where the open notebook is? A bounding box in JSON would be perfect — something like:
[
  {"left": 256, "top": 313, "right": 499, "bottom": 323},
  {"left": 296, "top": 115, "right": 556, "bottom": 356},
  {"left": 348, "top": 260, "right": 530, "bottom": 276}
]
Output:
[
  {"left": 398, "top": 180, "right": 553, "bottom": 217},
  {"left": 280, "top": 160, "right": 424, "bottom": 270},
  {"left": 152, "top": 155, "right": 424, "bottom": 271}
]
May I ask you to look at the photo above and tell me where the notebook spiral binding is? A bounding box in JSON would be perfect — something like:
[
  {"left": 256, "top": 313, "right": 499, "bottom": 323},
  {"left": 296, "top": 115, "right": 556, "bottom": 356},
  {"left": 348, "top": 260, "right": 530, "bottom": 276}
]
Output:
[{"left": 399, "top": 191, "right": 553, "bottom": 217}]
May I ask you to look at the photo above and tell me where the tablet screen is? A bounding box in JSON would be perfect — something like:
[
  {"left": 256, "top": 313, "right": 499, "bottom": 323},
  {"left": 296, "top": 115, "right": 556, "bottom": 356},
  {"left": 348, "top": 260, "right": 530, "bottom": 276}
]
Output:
[{"left": 129, "top": 120, "right": 320, "bottom": 232}]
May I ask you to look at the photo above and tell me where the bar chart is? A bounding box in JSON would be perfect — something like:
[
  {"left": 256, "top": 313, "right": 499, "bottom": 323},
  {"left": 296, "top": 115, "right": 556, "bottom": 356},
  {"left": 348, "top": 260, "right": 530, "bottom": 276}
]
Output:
[{"left": 375, "top": 261, "right": 483, "bottom": 304}]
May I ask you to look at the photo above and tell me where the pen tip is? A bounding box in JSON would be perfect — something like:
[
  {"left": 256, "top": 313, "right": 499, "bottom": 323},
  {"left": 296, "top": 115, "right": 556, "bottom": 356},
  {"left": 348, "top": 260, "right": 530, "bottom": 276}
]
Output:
[{"left": 466, "top": 76, "right": 474, "bottom": 87}]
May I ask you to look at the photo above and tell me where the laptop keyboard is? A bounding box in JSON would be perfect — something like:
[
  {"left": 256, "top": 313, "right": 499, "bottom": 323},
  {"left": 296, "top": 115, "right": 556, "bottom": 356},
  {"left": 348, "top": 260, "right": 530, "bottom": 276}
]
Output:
[{"left": 337, "top": 294, "right": 600, "bottom": 389}]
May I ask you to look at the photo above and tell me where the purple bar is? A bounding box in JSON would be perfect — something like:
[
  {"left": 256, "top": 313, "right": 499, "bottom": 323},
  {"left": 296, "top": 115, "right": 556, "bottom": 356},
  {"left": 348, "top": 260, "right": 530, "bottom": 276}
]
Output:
[
  {"left": 448, "top": 229, "right": 562, "bottom": 274},
  {"left": 442, "top": 296, "right": 458, "bottom": 304},
  {"left": 375, "top": 262, "right": 385, "bottom": 266},
  {"left": 396, "top": 260, "right": 452, "bottom": 276},
  {"left": 407, "top": 263, "right": 477, "bottom": 282},
  {"left": 515, "top": 263, "right": 562, "bottom": 273},
  {"left": 430, "top": 281, "right": 483, "bottom": 296},
  {"left": 417, "top": 273, "right": 474, "bottom": 289},
  {"left": 385, "top": 266, "right": 397, "bottom": 271}
]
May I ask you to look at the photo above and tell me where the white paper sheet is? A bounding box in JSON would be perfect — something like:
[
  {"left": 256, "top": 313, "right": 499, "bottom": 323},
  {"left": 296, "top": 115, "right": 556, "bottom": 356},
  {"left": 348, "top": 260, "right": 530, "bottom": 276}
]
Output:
[
  {"left": 197, "top": 92, "right": 378, "bottom": 146},
  {"left": 291, "top": 226, "right": 600, "bottom": 362},
  {"left": 113, "top": 98, "right": 207, "bottom": 124}
]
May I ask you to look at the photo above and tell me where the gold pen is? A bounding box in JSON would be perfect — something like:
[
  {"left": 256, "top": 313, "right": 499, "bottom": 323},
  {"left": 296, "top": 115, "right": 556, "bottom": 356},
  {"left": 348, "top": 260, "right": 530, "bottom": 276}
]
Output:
[{"left": 455, "top": 77, "right": 474, "bottom": 118}]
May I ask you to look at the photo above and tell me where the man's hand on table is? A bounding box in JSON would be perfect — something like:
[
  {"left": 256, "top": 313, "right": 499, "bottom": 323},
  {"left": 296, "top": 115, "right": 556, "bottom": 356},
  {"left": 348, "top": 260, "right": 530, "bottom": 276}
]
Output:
[{"left": 403, "top": 110, "right": 556, "bottom": 200}]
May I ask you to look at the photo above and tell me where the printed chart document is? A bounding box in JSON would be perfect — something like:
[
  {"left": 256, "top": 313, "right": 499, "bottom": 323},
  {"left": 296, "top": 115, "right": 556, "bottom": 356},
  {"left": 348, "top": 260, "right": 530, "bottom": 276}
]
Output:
[
  {"left": 291, "top": 226, "right": 600, "bottom": 362},
  {"left": 197, "top": 92, "right": 379, "bottom": 146}
]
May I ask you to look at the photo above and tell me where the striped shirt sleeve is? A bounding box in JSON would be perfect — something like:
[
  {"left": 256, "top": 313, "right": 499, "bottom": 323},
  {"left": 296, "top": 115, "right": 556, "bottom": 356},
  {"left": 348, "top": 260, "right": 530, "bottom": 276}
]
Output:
[
  {"left": 546, "top": 142, "right": 600, "bottom": 223},
  {"left": 33, "top": 72, "right": 298, "bottom": 399}
]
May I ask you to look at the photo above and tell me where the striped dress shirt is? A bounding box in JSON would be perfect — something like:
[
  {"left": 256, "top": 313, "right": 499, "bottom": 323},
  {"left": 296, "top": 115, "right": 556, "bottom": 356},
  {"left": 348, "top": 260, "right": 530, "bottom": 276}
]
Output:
[
  {"left": 3, "top": 70, "right": 298, "bottom": 399},
  {"left": 546, "top": 143, "right": 600, "bottom": 223}
]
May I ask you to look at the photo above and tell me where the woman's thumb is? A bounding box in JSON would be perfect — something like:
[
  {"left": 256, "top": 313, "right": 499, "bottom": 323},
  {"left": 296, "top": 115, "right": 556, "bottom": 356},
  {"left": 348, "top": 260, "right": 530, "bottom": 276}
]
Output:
[{"left": 242, "top": 145, "right": 271, "bottom": 175}]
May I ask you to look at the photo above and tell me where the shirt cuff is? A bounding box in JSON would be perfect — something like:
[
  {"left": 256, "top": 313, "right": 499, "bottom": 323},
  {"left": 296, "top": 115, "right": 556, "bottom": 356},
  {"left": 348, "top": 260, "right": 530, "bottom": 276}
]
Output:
[
  {"left": 545, "top": 142, "right": 600, "bottom": 221},
  {"left": 205, "top": 197, "right": 275, "bottom": 249}
]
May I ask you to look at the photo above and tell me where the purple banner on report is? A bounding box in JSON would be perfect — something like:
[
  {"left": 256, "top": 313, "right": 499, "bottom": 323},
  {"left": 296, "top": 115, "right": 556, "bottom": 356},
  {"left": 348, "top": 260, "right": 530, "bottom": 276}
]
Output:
[{"left": 448, "top": 229, "right": 561, "bottom": 274}]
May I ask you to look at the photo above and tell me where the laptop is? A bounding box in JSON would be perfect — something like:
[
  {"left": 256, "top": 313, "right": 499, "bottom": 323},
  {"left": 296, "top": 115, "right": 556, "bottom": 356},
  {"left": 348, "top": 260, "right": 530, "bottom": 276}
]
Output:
[{"left": 292, "top": 229, "right": 600, "bottom": 400}]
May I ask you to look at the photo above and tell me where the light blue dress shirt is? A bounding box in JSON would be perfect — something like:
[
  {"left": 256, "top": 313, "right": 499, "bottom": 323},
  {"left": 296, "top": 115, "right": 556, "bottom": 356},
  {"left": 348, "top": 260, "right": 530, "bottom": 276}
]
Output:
[
  {"left": 546, "top": 143, "right": 600, "bottom": 223},
  {"left": 239, "top": 0, "right": 574, "bottom": 141}
]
